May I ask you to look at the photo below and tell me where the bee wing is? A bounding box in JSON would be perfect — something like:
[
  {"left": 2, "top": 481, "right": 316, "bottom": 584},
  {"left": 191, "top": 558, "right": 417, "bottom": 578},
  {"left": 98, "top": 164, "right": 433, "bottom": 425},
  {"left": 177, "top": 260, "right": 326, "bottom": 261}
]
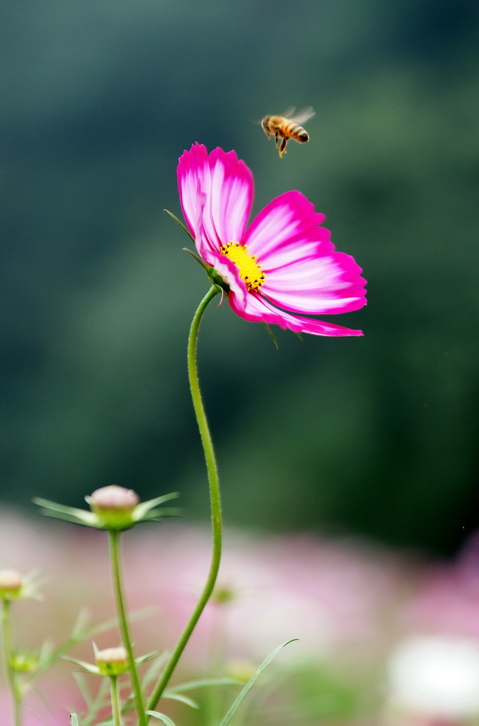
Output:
[
  {"left": 279, "top": 106, "right": 296, "bottom": 118},
  {"left": 290, "top": 107, "right": 315, "bottom": 125}
]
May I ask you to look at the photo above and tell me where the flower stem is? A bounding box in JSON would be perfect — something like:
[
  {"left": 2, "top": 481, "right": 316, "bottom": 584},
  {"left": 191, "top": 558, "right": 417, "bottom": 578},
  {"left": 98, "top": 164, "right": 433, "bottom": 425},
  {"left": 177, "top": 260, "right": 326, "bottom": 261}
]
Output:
[
  {"left": 109, "top": 676, "right": 122, "bottom": 726},
  {"left": 147, "top": 285, "right": 222, "bottom": 715},
  {"left": 1, "top": 599, "right": 22, "bottom": 726},
  {"left": 108, "top": 530, "right": 147, "bottom": 726}
]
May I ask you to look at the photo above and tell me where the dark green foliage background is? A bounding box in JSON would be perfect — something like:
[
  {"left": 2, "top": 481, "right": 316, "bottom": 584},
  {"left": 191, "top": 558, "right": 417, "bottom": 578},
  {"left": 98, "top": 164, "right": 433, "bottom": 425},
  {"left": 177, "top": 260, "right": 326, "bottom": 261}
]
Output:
[{"left": 2, "top": 0, "right": 478, "bottom": 553}]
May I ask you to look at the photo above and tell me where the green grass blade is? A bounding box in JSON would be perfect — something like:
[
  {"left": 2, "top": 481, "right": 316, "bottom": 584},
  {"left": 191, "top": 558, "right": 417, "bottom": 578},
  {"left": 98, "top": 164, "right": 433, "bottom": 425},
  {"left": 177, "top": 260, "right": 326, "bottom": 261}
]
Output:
[
  {"left": 146, "top": 711, "right": 177, "bottom": 726},
  {"left": 219, "top": 639, "right": 298, "bottom": 726}
]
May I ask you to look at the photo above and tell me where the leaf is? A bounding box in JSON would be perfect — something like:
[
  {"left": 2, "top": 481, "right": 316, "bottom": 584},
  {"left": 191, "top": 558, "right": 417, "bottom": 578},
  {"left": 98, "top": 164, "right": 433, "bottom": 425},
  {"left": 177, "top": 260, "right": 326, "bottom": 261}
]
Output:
[
  {"left": 163, "top": 693, "right": 199, "bottom": 709},
  {"left": 70, "top": 715, "right": 80, "bottom": 726},
  {"left": 133, "top": 492, "right": 181, "bottom": 519},
  {"left": 164, "top": 209, "right": 195, "bottom": 242},
  {"left": 166, "top": 677, "right": 242, "bottom": 693},
  {"left": 61, "top": 654, "right": 99, "bottom": 674},
  {"left": 219, "top": 639, "right": 298, "bottom": 726},
  {"left": 72, "top": 673, "right": 111, "bottom": 726},
  {"left": 262, "top": 322, "right": 279, "bottom": 350},
  {"left": 146, "top": 711, "right": 177, "bottom": 726},
  {"left": 33, "top": 498, "right": 97, "bottom": 527}
]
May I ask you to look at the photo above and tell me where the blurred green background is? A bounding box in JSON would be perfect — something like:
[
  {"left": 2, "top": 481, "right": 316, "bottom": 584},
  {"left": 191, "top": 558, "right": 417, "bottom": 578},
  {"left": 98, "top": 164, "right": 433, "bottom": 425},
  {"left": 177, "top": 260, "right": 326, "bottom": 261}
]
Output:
[{"left": 2, "top": 0, "right": 478, "bottom": 554}]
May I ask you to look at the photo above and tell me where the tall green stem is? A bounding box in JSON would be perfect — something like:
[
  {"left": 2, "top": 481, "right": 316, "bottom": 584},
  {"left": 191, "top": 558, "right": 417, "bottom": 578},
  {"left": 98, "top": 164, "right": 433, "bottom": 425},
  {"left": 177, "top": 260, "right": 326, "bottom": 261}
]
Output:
[
  {"left": 147, "top": 285, "right": 222, "bottom": 716},
  {"left": 108, "top": 530, "right": 147, "bottom": 726},
  {"left": 1, "top": 599, "right": 22, "bottom": 726},
  {"left": 109, "top": 676, "right": 122, "bottom": 726}
]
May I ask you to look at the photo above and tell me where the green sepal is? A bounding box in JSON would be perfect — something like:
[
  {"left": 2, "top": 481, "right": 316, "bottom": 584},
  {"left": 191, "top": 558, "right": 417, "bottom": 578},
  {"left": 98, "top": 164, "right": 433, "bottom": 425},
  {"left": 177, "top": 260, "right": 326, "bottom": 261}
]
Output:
[
  {"left": 132, "top": 492, "right": 181, "bottom": 523},
  {"left": 182, "top": 248, "right": 229, "bottom": 295},
  {"left": 164, "top": 209, "right": 195, "bottom": 243},
  {"left": 62, "top": 655, "right": 101, "bottom": 675},
  {"left": 262, "top": 322, "right": 279, "bottom": 350},
  {"left": 33, "top": 498, "right": 98, "bottom": 527},
  {"left": 34, "top": 491, "right": 180, "bottom": 531}
]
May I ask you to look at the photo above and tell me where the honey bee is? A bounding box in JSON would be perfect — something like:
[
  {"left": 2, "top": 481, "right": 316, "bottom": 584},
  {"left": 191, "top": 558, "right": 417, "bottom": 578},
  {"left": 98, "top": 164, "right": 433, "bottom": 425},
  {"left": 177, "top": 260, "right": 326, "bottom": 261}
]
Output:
[{"left": 261, "top": 107, "right": 315, "bottom": 157}]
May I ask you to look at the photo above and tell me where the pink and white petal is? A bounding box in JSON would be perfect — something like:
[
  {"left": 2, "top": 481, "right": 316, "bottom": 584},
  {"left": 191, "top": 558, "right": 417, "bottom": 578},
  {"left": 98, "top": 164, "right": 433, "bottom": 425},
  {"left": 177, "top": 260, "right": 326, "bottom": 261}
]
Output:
[
  {"left": 205, "top": 148, "right": 254, "bottom": 247},
  {"left": 177, "top": 144, "right": 253, "bottom": 255},
  {"left": 228, "top": 290, "right": 364, "bottom": 337},
  {"left": 177, "top": 143, "right": 210, "bottom": 239},
  {"left": 263, "top": 251, "right": 367, "bottom": 314},
  {"left": 244, "top": 191, "right": 332, "bottom": 263}
]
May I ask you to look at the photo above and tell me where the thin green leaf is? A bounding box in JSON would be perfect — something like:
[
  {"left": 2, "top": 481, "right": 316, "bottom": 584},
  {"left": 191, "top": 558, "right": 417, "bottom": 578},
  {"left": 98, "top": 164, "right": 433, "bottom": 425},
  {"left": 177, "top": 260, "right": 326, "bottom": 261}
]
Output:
[
  {"left": 147, "top": 711, "right": 177, "bottom": 726},
  {"left": 219, "top": 639, "right": 298, "bottom": 726},
  {"left": 139, "top": 651, "right": 170, "bottom": 693},
  {"left": 133, "top": 492, "right": 180, "bottom": 519},
  {"left": 33, "top": 498, "right": 97, "bottom": 526},
  {"left": 72, "top": 673, "right": 94, "bottom": 709},
  {"left": 166, "top": 677, "right": 242, "bottom": 694},
  {"left": 71, "top": 610, "right": 91, "bottom": 639},
  {"left": 136, "top": 650, "right": 163, "bottom": 665},
  {"left": 140, "top": 507, "right": 182, "bottom": 522},
  {"left": 61, "top": 655, "right": 99, "bottom": 674},
  {"left": 72, "top": 672, "right": 111, "bottom": 726},
  {"left": 164, "top": 209, "right": 195, "bottom": 242},
  {"left": 163, "top": 693, "right": 199, "bottom": 709},
  {"left": 262, "top": 322, "right": 279, "bottom": 349}
]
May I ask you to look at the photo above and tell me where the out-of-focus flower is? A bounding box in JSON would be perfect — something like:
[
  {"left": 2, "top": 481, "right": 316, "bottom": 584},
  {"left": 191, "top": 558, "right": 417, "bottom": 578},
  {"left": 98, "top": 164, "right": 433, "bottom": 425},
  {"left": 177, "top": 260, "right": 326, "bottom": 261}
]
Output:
[
  {"left": 34, "top": 487, "right": 179, "bottom": 531},
  {"left": 386, "top": 635, "right": 479, "bottom": 721},
  {"left": 177, "top": 143, "right": 366, "bottom": 336},
  {"left": 0, "top": 569, "right": 23, "bottom": 599},
  {"left": 0, "top": 568, "right": 42, "bottom": 601}
]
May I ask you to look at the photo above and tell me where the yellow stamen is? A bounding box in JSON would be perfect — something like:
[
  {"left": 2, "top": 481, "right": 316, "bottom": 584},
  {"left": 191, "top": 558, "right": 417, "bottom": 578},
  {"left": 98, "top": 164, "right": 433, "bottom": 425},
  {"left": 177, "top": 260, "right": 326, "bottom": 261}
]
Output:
[{"left": 220, "top": 242, "right": 265, "bottom": 291}]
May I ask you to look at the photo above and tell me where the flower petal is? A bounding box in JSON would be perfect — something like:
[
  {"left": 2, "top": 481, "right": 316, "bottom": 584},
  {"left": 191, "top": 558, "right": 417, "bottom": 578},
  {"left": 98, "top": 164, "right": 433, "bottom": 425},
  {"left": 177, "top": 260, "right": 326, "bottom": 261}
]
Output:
[
  {"left": 245, "top": 191, "right": 330, "bottom": 261},
  {"left": 244, "top": 190, "right": 366, "bottom": 314},
  {"left": 177, "top": 143, "right": 208, "bottom": 237},
  {"left": 228, "top": 290, "right": 364, "bottom": 337},
  {"left": 177, "top": 143, "right": 253, "bottom": 258},
  {"left": 263, "top": 252, "right": 366, "bottom": 314}
]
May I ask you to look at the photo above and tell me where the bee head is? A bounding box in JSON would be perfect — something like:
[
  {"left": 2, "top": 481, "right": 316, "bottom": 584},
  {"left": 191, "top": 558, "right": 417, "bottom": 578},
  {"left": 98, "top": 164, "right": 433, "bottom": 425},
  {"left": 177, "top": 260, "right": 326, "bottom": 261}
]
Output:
[{"left": 261, "top": 116, "right": 270, "bottom": 132}]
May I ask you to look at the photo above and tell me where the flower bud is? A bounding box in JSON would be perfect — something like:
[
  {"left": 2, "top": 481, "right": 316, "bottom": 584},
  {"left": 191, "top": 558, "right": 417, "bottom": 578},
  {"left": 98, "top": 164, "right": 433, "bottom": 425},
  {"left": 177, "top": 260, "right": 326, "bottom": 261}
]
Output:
[
  {"left": 88, "top": 485, "right": 140, "bottom": 530},
  {"left": 227, "top": 659, "right": 257, "bottom": 683},
  {"left": 95, "top": 646, "right": 128, "bottom": 677},
  {"left": 212, "top": 584, "right": 236, "bottom": 605},
  {"left": 11, "top": 651, "right": 39, "bottom": 673},
  {"left": 0, "top": 569, "right": 23, "bottom": 599}
]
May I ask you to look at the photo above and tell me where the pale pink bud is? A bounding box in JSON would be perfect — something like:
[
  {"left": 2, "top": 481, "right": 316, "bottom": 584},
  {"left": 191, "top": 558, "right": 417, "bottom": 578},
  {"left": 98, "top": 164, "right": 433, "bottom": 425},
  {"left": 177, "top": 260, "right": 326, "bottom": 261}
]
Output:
[
  {"left": 0, "top": 569, "right": 23, "bottom": 598},
  {"left": 90, "top": 485, "right": 139, "bottom": 511},
  {"left": 88, "top": 485, "right": 140, "bottom": 529},
  {"left": 95, "top": 646, "right": 128, "bottom": 676}
]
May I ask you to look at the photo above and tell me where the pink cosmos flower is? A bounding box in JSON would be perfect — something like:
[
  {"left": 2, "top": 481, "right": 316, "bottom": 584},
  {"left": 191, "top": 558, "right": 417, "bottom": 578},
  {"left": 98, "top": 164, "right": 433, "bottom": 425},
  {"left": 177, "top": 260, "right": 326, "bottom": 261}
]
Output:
[{"left": 177, "top": 143, "right": 367, "bottom": 336}]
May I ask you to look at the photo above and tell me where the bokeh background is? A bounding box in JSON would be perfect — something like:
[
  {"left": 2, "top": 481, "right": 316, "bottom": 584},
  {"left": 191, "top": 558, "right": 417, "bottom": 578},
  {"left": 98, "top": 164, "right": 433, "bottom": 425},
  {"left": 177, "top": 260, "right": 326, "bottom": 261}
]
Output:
[{"left": 2, "top": 0, "right": 479, "bottom": 554}]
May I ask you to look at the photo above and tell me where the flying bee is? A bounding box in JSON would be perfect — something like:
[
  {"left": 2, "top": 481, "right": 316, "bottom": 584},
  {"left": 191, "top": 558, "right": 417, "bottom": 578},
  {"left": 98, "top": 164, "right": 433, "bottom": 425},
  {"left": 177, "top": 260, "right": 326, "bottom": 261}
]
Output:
[{"left": 261, "top": 107, "right": 315, "bottom": 157}]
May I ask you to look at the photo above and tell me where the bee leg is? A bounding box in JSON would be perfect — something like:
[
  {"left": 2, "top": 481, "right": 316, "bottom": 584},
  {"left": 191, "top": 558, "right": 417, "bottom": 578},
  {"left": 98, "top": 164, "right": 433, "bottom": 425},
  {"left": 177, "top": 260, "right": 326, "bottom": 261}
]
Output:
[{"left": 279, "top": 137, "right": 288, "bottom": 157}]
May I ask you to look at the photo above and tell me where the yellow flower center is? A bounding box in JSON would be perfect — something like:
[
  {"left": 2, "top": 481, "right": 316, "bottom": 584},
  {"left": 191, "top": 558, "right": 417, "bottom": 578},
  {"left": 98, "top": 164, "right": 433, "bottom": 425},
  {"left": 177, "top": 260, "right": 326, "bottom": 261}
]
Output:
[{"left": 220, "top": 242, "right": 265, "bottom": 291}]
